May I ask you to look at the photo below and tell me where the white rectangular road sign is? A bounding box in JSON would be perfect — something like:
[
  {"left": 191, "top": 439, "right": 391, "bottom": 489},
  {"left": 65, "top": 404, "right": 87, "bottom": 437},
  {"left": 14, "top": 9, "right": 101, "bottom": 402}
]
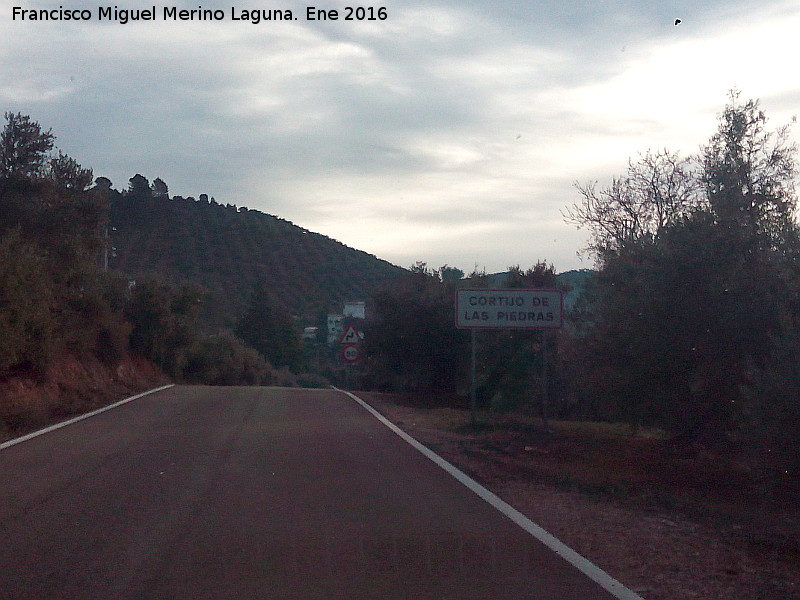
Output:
[{"left": 456, "top": 289, "right": 563, "bottom": 329}]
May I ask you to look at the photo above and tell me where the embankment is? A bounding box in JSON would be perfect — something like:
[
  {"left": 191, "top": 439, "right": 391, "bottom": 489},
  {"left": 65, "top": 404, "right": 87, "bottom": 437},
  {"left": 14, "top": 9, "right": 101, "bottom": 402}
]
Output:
[{"left": 1, "top": 353, "right": 168, "bottom": 443}]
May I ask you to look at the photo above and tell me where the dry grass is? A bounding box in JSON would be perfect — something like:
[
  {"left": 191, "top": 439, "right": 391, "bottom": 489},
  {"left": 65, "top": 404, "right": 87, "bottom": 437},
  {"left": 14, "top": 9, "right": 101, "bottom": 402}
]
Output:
[{"left": 0, "top": 353, "right": 166, "bottom": 443}]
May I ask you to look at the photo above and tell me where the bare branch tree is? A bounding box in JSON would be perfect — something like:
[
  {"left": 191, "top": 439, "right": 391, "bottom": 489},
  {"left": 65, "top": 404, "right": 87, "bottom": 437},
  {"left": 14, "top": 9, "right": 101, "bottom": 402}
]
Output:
[{"left": 564, "top": 149, "right": 703, "bottom": 260}]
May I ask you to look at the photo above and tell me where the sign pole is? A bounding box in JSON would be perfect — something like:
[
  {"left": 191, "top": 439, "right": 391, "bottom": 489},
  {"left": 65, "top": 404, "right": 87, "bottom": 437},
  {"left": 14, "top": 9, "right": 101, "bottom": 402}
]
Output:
[
  {"left": 541, "top": 330, "right": 549, "bottom": 431},
  {"left": 470, "top": 328, "right": 477, "bottom": 427}
]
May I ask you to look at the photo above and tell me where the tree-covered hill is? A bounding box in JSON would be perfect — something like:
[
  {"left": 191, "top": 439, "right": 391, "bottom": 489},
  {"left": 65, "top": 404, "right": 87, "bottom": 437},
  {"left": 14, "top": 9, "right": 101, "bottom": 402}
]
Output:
[{"left": 108, "top": 176, "right": 405, "bottom": 327}]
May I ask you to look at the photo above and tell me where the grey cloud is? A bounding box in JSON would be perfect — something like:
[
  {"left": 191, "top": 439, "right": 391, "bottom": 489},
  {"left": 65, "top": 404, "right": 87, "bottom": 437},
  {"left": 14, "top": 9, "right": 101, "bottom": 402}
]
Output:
[{"left": 2, "top": 0, "right": 796, "bottom": 273}]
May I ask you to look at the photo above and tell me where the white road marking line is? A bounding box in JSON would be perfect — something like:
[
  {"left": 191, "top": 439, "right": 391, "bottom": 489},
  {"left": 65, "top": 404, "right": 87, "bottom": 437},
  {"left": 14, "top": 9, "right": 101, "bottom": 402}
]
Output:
[
  {"left": 0, "top": 384, "right": 175, "bottom": 451},
  {"left": 337, "top": 387, "right": 645, "bottom": 600}
]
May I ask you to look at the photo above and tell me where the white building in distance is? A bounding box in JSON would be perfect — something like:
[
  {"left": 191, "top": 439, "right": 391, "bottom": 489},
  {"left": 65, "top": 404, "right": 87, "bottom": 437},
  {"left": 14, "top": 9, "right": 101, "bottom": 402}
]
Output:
[{"left": 343, "top": 301, "right": 366, "bottom": 320}]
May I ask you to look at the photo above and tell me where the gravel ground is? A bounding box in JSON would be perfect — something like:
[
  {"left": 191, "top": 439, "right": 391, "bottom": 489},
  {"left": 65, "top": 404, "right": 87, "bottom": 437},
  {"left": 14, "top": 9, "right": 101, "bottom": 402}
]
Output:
[{"left": 356, "top": 392, "right": 800, "bottom": 600}]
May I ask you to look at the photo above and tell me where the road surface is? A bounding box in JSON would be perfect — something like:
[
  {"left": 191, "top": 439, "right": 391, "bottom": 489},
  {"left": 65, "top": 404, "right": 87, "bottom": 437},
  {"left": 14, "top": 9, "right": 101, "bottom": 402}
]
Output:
[{"left": 0, "top": 385, "right": 626, "bottom": 599}]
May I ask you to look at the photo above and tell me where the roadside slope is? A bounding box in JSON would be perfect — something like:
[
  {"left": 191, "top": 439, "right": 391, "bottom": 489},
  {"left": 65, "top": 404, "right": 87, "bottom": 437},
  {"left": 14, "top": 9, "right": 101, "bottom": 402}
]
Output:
[{"left": 0, "top": 352, "right": 167, "bottom": 443}]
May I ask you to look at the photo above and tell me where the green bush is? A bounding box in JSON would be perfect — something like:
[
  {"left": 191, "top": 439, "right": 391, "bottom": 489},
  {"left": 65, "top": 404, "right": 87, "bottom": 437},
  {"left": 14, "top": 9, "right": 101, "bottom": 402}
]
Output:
[
  {"left": 183, "top": 332, "right": 271, "bottom": 385},
  {"left": 741, "top": 322, "right": 800, "bottom": 483},
  {"left": 295, "top": 372, "right": 330, "bottom": 389},
  {"left": 0, "top": 229, "right": 55, "bottom": 376},
  {"left": 125, "top": 276, "right": 204, "bottom": 378}
]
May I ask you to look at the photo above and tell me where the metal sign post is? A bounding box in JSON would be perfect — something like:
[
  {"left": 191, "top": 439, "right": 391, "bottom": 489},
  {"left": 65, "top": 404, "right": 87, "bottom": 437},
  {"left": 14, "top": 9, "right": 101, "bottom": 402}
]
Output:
[
  {"left": 339, "top": 326, "right": 362, "bottom": 390},
  {"left": 541, "top": 329, "right": 549, "bottom": 431},
  {"left": 470, "top": 328, "right": 477, "bottom": 427}
]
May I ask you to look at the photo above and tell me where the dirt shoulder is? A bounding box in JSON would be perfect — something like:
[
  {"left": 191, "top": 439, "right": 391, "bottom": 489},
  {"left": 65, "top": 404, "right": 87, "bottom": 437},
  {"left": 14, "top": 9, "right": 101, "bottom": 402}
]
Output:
[
  {"left": 355, "top": 391, "right": 800, "bottom": 600},
  {"left": 1, "top": 352, "right": 168, "bottom": 444}
]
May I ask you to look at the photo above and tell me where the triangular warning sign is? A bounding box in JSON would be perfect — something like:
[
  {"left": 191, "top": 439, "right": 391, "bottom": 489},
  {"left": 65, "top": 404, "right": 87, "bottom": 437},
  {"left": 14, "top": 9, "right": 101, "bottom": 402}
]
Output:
[{"left": 339, "top": 326, "right": 361, "bottom": 345}]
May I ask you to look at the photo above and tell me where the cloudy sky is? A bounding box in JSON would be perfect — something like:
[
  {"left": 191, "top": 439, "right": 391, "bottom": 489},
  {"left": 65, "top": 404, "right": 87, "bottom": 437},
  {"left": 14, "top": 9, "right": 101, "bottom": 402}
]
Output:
[{"left": 2, "top": 0, "right": 799, "bottom": 273}]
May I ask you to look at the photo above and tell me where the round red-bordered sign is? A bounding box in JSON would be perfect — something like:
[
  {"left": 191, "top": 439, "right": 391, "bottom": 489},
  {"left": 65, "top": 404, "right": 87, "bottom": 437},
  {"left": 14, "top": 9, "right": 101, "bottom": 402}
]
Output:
[{"left": 341, "top": 345, "right": 359, "bottom": 363}]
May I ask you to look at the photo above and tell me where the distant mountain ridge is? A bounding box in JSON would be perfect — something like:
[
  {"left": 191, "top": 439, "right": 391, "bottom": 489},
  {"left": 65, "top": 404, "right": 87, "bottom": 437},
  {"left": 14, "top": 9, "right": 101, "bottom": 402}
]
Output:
[
  {"left": 109, "top": 188, "right": 405, "bottom": 327},
  {"left": 108, "top": 179, "right": 592, "bottom": 328}
]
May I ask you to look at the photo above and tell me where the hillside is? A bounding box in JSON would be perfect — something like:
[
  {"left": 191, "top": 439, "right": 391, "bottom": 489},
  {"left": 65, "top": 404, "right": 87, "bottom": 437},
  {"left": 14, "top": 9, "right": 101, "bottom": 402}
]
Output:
[{"left": 109, "top": 183, "right": 405, "bottom": 327}]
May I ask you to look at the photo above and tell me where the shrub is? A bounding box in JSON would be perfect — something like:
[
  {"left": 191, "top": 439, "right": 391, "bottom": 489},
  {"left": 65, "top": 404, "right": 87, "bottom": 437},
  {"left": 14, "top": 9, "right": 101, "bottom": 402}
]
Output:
[
  {"left": 183, "top": 332, "right": 271, "bottom": 386},
  {"left": 0, "top": 229, "right": 55, "bottom": 376},
  {"left": 295, "top": 372, "right": 330, "bottom": 389}
]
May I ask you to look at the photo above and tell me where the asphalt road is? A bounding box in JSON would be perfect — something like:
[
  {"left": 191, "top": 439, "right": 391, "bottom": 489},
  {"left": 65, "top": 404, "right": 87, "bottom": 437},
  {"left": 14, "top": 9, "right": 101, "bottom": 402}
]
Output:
[{"left": 0, "top": 386, "right": 623, "bottom": 599}]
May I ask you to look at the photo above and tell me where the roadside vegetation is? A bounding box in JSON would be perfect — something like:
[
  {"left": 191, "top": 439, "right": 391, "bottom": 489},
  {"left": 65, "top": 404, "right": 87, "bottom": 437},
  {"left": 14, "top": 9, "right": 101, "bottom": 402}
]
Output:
[
  {"left": 0, "top": 107, "right": 406, "bottom": 438},
  {"left": 362, "top": 91, "right": 800, "bottom": 496},
  {"left": 0, "top": 113, "right": 297, "bottom": 437},
  {"left": 3, "top": 92, "right": 799, "bottom": 500}
]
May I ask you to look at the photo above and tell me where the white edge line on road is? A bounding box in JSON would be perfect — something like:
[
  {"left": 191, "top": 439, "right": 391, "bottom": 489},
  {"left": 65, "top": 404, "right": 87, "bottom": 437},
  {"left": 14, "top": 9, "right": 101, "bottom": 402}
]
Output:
[
  {"left": 336, "top": 387, "right": 645, "bottom": 600},
  {"left": 0, "top": 384, "right": 175, "bottom": 451}
]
